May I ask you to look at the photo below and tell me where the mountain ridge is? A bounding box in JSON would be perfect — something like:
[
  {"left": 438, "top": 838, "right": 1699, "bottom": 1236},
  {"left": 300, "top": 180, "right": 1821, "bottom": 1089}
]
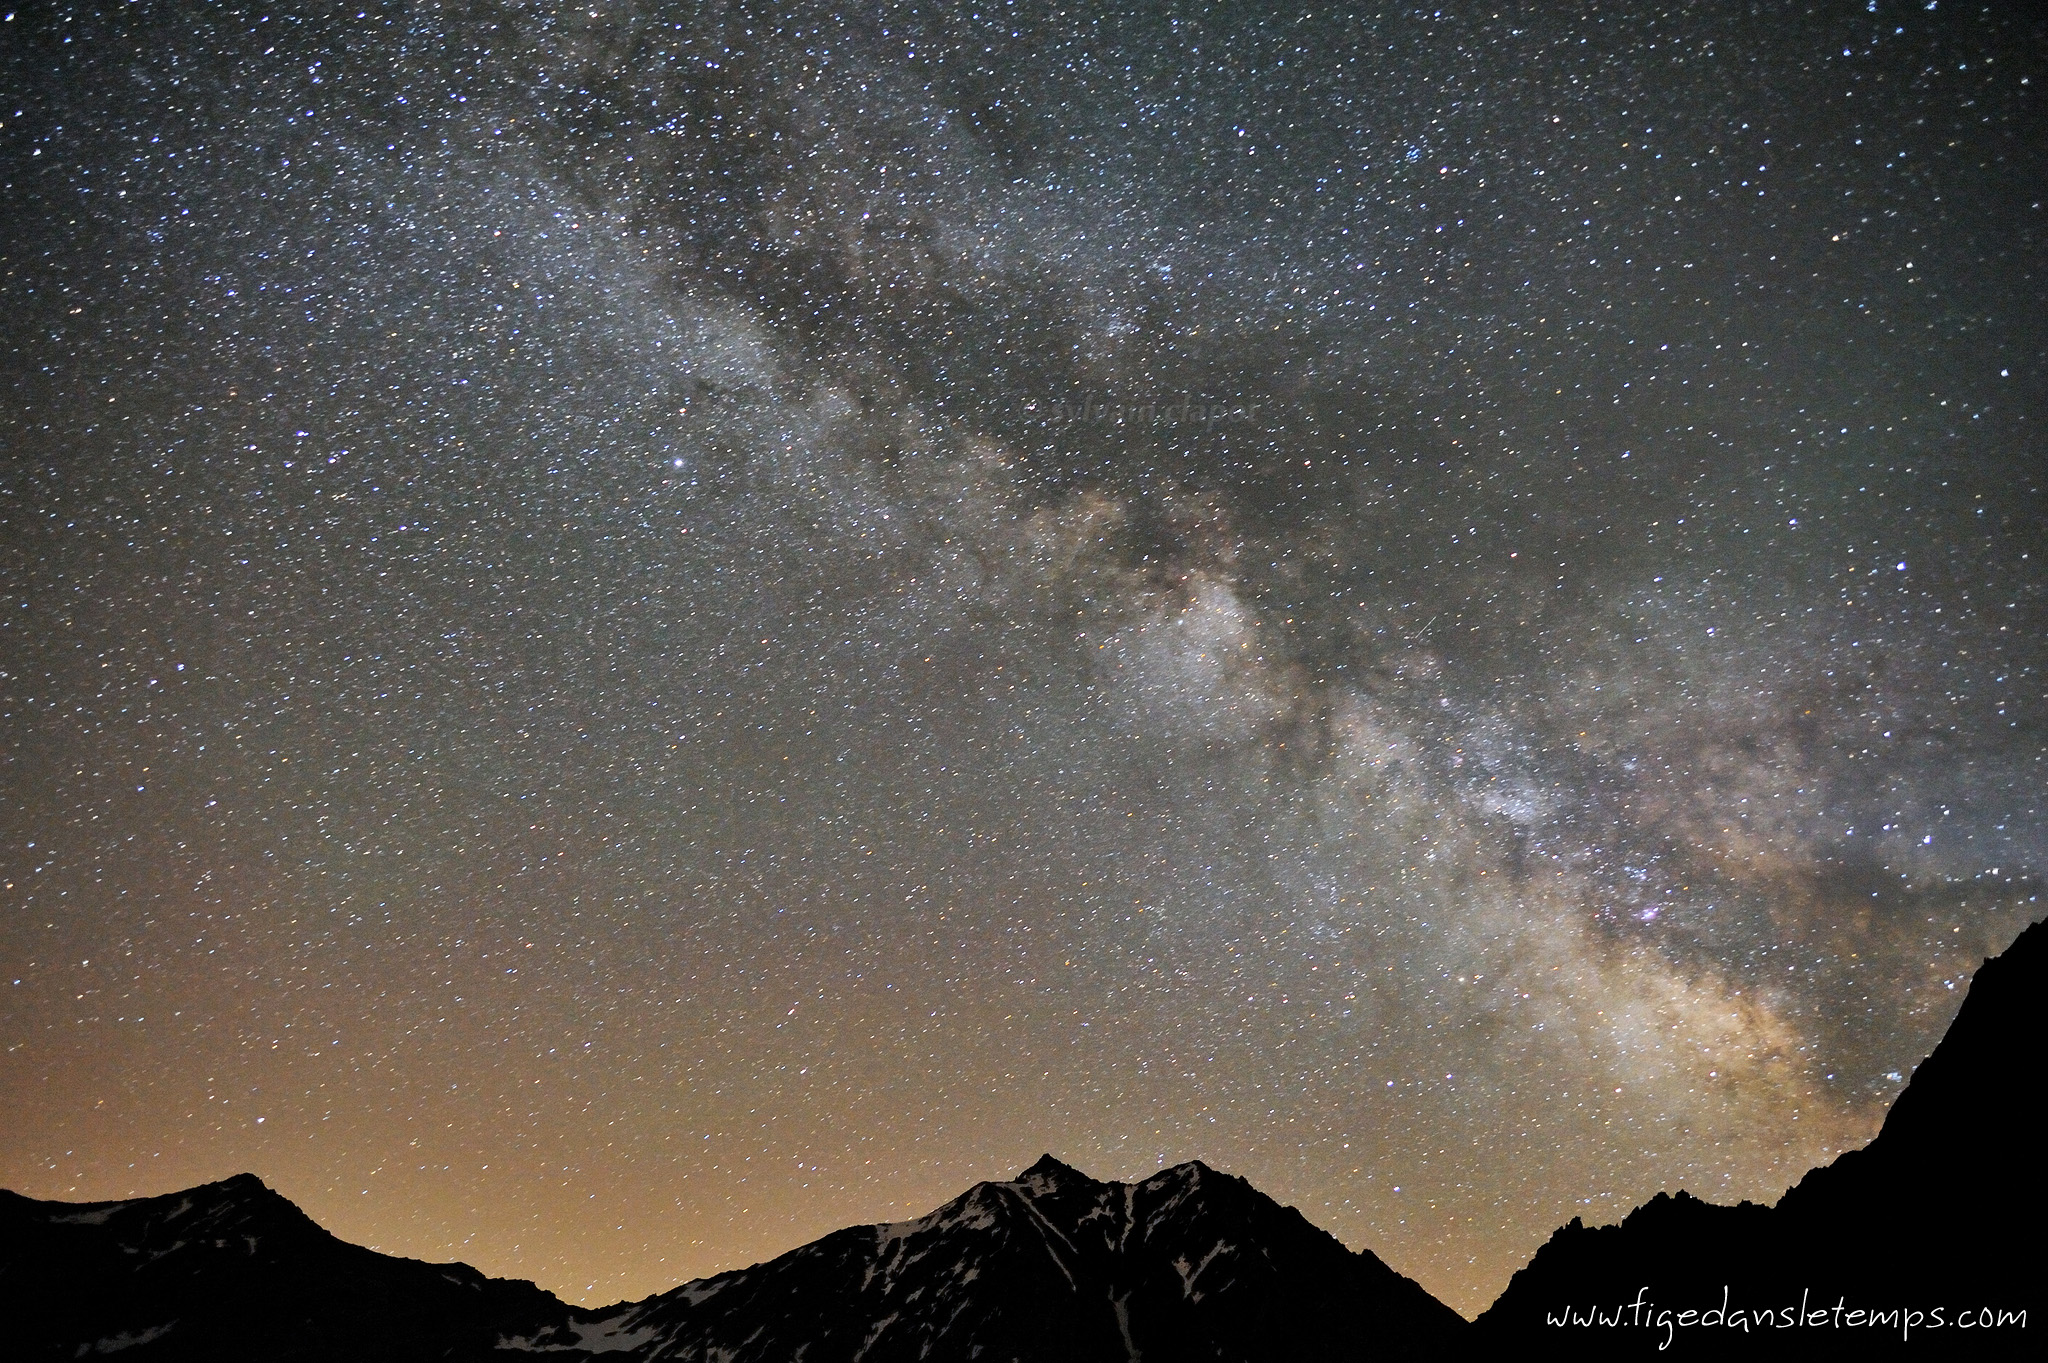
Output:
[
  {"left": 0, "top": 1168, "right": 569, "bottom": 1360},
  {"left": 1, "top": 1153, "right": 1463, "bottom": 1361}
]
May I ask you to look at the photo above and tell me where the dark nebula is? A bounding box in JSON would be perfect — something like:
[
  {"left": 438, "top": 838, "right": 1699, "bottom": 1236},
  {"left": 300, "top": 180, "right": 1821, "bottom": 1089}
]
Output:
[{"left": 2, "top": 1, "right": 2041, "bottom": 1314}]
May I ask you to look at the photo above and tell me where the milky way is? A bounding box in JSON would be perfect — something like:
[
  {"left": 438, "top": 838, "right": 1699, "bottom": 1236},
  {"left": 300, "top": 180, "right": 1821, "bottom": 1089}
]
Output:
[{"left": 2, "top": 1, "right": 2042, "bottom": 1315}]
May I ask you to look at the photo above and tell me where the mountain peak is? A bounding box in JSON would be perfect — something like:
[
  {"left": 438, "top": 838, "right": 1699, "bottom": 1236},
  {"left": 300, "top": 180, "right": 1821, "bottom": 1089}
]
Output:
[
  {"left": 1015, "top": 1152, "right": 1089, "bottom": 1185},
  {"left": 1151, "top": 1157, "right": 1219, "bottom": 1184},
  {"left": 202, "top": 1171, "right": 278, "bottom": 1203},
  {"left": 591, "top": 1148, "right": 1464, "bottom": 1360}
]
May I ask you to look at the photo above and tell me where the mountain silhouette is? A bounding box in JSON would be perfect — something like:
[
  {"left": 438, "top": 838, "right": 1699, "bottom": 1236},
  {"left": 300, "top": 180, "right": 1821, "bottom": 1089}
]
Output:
[
  {"left": 1474, "top": 916, "right": 2043, "bottom": 1356},
  {"left": 0, "top": 1170, "right": 566, "bottom": 1360},
  {"left": 6, "top": 919, "right": 2037, "bottom": 1360},
  {"left": 0, "top": 1155, "right": 1462, "bottom": 1361}
]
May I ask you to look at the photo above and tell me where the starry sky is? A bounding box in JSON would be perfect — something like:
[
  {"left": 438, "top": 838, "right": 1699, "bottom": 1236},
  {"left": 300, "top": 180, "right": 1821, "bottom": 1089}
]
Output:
[{"left": 2, "top": 0, "right": 2043, "bottom": 1318}]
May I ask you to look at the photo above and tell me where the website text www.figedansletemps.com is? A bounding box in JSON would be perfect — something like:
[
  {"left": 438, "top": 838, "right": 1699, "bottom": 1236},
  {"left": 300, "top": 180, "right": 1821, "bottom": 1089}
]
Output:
[{"left": 1546, "top": 1287, "right": 2026, "bottom": 1349}]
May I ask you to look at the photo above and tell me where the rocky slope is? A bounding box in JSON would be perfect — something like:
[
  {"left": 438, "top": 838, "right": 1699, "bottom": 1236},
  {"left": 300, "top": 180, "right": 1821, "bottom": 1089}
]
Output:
[{"left": 1474, "top": 917, "right": 2043, "bottom": 1356}]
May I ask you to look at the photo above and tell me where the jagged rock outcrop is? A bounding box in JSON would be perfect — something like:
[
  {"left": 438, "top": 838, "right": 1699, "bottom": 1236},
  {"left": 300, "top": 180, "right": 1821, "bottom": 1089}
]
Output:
[{"left": 1474, "top": 917, "right": 2045, "bottom": 1356}]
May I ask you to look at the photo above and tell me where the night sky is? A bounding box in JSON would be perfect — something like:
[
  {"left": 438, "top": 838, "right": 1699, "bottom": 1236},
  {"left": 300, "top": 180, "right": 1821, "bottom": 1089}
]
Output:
[{"left": 2, "top": 1, "right": 2042, "bottom": 1318}]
